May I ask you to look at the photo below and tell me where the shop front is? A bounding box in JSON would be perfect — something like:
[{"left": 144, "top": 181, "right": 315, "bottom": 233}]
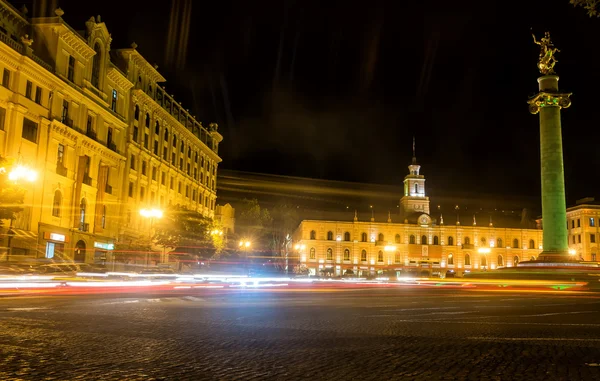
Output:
[
  {"left": 41, "top": 229, "right": 69, "bottom": 261},
  {"left": 93, "top": 240, "right": 115, "bottom": 266}
]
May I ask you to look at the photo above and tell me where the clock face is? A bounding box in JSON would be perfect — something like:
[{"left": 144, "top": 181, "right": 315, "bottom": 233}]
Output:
[{"left": 419, "top": 215, "right": 430, "bottom": 225}]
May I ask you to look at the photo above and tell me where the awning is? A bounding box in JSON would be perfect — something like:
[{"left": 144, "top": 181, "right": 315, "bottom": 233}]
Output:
[{"left": 8, "top": 229, "right": 38, "bottom": 240}]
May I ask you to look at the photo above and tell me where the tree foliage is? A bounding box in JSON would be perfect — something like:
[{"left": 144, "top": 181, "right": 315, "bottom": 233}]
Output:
[
  {"left": 268, "top": 204, "right": 300, "bottom": 257},
  {"left": 153, "top": 205, "right": 223, "bottom": 257},
  {"left": 571, "top": 0, "right": 600, "bottom": 17},
  {"left": 0, "top": 156, "right": 25, "bottom": 226},
  {"left": 235, "top": 198, "right": 273, "bottom": 243}
]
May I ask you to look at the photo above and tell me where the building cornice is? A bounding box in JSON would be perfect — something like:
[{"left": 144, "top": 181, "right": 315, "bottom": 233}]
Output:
[
  {"left": 107, "top": 66, "right": 133, "bottom": 91},
  {"left": 52, "top": 24, "right": 96, "bottom": 61},
  {"left": 116, "top": 48, "right": 166, "bottom": 83}
]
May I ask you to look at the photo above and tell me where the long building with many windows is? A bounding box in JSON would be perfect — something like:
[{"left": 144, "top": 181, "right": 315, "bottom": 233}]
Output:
[
  {"left": 293, "top": 154, "right": 543, "bottom": 277},
  {"left": 0, "top": 3, "right": 222, "bottom": 264}
]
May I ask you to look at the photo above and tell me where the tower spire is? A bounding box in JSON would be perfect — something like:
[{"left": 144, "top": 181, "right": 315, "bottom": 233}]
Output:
[{"left": 412, "top": 136, "right": 417, "bottom": 165}]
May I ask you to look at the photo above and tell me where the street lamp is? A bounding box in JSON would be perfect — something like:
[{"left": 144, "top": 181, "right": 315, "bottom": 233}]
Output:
[
  {"left": 2, "top": 163, "right": 38, "bottom": 262},
  {"left": 139, "top": 208, "right": 163, "bottom": 266}
]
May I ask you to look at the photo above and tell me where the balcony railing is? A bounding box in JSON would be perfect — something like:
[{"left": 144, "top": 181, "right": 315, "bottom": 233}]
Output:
[
  {"left": 0, "top": 32, "right": 22, "bottom": 54},
  {"left": 61, "top": 117, "right": 73, "bottom": 127},
  {"left": 56, "top": 164, "right": 67, "bottom": 177},
  {"left": 82, "top": 174, "right": 92, "bottom": 186},
  {"left": 79, "top": 222, "right": 89, "bottom": 232},
  {"left": 85, "top": 129, "right": 97, "bottom": 140},
  {"left": 107, "top": 141, "right": 117, "bottom": 153}
]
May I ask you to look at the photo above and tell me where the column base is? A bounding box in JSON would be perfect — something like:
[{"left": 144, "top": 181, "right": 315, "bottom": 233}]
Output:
[{"left": 537, "top": 250, "right": 572, "bottom": 262}]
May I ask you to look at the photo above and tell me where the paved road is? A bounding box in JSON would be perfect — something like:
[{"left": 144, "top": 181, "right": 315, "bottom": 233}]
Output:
[{"left": 2, "top": 287, "right": 600, "bottom": 380}]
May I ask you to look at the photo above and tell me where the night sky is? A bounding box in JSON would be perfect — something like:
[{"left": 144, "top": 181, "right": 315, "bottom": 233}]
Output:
[{"left": 19, "top": 0, "right": 600, "bottom": 205}]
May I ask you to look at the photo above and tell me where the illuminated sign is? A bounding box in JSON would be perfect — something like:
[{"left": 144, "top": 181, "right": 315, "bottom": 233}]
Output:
[
  {"left": 49, "top": 233, "right": 66, "bottom": 242},
  {"left": 94, "top": 242, "right": 115, "bottom": 250}
]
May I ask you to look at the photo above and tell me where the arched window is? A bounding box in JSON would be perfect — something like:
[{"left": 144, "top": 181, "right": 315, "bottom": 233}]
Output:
[
  {"left": 448, "top": 236, "right": 454, "bottom": 246},
  {"left": 343, "top": 249, "right": 350, "bottom": 261},
  {"left": 395, "top": 234, "right": 401, "bottom": 244},
  {"left": 410, "top": 235, "right": 416, "bottom": 244},
  {"left": 480, "top": 237, "right": 486, "bottom": 246},
  {"left": 433, "top": 236, "right": 439, "bottom": 245},
  {"left": 447, "top": 253, "right": 454, "bottom": 265},
  {"left": 310, "top": 230, "right": 316, "bottom": 240},
  {"left": 172, "top": 135, "right": 177, "bottom": 147},
  {"left": 378, "top": 233, "right": 384, "bottom": 242},
  {"left": 377, "top": 250, "right": 383, "bottom": 262},
  {"left": 101, "top": 205, "right": 107, "bottom": 229},
  {"left": 164, "top": 128, "right": 169, "bottom": 141},
  {"left": 327, "top": 231, "right": 333, "bottom": 240},
  {"left": 481, "top": 256, "right": 487, "bottom": 266},
  {"left": 91, "top": 42, "right": 101, "bottom": 88},
  {"left": 147, "top": 84, "right": 153, "bottom": 97},
  {"left": 52, "top": 190, "right": 61, "bottom": 217},
  {"left": 414, "top": 183, "right": 418, "bottom": 194},
  {"left": 361, "top": 250, "right": 367, "bottom": 261},
  {"left": 513, "top": 238, "right": 519, "bottom": 248},
  {"left": 497, "top": 238, "right": 503, "bottom": 248},
  {"left": 145, "top": 113, "right": 150, "bottom": 128},
  {"left": 134, "top": 105, "right": 140, "bottom": 121},
  {"left": 529, "top": 239, "right": 535, "bottom": 250},
  {"left": 497, "top": 255, "right": 504, "bottom": 266},
  {"left": 344, "top": 232, "right": 350, "bottom": 241},
  {"left": 513, "top": 256, "right": 519, "bottom": 266},
  {"left": 79, "top": 198, "right": 87, "bottom": 226},
  {"left": 155, "top": 121, "right": 160, "bottom": 135},
  {"left": 326, "top": 248, "right": 333, "bottom": 260},
  {"left": 309, "top": 247, "right": 316, "bottom": 259},
  {"left": 361, "top": 232, "right": 367, "bottom": 242},
  {"left": 421, "top": 235, "right": 427, "bottom": 245},
  {"left": 465, "top": 254, "right": 471, "bottom": 266},
  {"left": 464, "top": 237, "right": 471, "bottom": 245}
]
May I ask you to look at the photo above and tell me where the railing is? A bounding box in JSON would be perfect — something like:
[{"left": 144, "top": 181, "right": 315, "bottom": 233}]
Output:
[
  {"left": 108, "top": 141, "right": 117, "bottom": 153},
  {"left": 80, "top": 222, "right": 90, "bottom": 232},
  {"left": 56, "top": 164, "right": 67, "bottom": 177},
  {"left": 85, "top": 129, "right": 97, "bottom": 140},
  {"left": 0, "top": 32, "right": 22, "bottom": 54},
  {"left": 82, "top": 174, "right": 92, "bottom": 186},
  {"left": 61, "top": 117, "right": 73, "bottom": 127}
]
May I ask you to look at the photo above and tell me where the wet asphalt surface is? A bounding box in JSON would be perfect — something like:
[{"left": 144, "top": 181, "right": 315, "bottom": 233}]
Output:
[{"left": 2, "top": 287, "right": 600, "bottom": 380}]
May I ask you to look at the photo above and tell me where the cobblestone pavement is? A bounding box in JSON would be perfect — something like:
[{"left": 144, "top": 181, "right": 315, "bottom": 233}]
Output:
[{"left": 2, "top": 288, "right": 600, "bottom": 380}]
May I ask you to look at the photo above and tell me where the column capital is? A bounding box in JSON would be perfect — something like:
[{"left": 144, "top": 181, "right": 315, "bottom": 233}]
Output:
[{"left": 528, "top": 91, "right": 572, "bottom": 114}]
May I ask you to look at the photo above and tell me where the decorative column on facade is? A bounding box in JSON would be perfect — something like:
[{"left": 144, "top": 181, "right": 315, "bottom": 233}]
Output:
[{"left": 528, "top": 31, "right": 571, "bottom": 261}]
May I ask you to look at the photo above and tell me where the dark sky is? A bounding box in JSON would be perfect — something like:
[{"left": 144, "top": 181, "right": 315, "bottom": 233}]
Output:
[{"left": 20, "top": 0, "right": 600, "bottom": 205}]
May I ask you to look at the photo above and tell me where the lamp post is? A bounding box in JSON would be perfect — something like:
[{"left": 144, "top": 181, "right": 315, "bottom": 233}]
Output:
[
  {"left": 1, "top": 164, "right": 38, "bottom": 262},
  {"left": 139, "top": 208, "right": 163, "bottom": 267}
]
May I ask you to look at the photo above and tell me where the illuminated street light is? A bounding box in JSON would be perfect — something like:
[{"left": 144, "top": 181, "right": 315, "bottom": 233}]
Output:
[
  {"left": 568, "top": 249, "right": 576, "bottom": 256},
  {"left": 139, "top": 208, "right": 164, "bottom": 219},
  {"left": 5, "top": 164, "right": 38, "bottom": 183},
  {"left": 239, "top": 240, "right": 251, "bottom": 248},
  {"left": 210, "top": 229, "right": 223, "bottom": 236}
]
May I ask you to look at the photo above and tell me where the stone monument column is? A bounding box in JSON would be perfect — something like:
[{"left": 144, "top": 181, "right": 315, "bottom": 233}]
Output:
[{"left": 528, "top": 32, "right": 571, "bottom": 261}]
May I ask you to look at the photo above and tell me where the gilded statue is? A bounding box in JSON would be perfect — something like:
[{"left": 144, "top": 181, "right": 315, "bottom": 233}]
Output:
[{"left": 532, "top": 31, "right": 560, "bottom": 75}]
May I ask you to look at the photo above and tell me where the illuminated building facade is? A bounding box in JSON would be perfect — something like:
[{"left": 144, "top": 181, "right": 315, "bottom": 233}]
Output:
[
  {"left": 0, "top": 4, "right": 221, "bottom": 263},
  {"left": 293, "top": 153, "right": 544, "bottom": 277}
]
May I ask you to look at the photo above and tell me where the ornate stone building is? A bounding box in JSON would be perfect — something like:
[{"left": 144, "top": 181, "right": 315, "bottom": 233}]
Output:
[
  {"left": 0, "top": 3, "right": 221, "bottom": 264},
  {"left": 292, "top": 153, "right": 543, "bottom": 277}
]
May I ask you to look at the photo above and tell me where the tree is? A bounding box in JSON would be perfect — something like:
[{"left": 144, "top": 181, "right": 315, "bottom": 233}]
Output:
[
  {"left": 235, "top": 198, "right": 272, "bottom": 244},
  {"left": 153, "top": 205, "right": 223, "bottom": 259},
  {"left": 571, "top": 0, "right": 600, "bottom": 17},
  {"left": 268, "top": 204, "right": 300, "bottom": 271},
  {"left": 0, "top": 156, "right": 25, "bottom": 226}
]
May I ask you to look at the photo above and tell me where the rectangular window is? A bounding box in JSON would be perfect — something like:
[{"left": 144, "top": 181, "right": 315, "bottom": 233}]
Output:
[
  {"left": 591, "top": 234, "right": 596, "bottom": 243},
  {"left": 150, "top": 191, "right": 155, "bottom": 203},
  {"left": 128, "top": 182, "right": 134, "bottom": 197},
  {"left": 578, "top": 219, "right": 581, "bottom": 228},
  {"left": 571, "top": 220, "right": 575, "bottom": 229},
  {"left": 187, "top": 163, "right": 191, "bottom": 175},
  {"left": 593, "top": 253, "right": 597, "bottom": 261},
  {"left": 161, "top": 172, "right": 166, "bottom": 185},
  {"left": 178, "top": 182, "right": 181, "bottom": 193},
  {"left": 22, "top": 118, "right": 38, "bottom": 143},
  {"left": 185, "top": 185, "right": 189, "bottom": 198},
  {"left": 179, "top": 158, "right": 183, "bottom": 170},
  {"left": 162, "top": 146, "right": 168, "bottom": 160},
  {"left": 62, "top": 100, "right": 69, "bottom": 124},
  {"left": 107, "top": 127, "right": 113, "bottom": 147},
  {"left": 57, "top": 144, "right": 64, "bottom": 165},
  {"left": 591, "top": 218, "right": 596, "bottom": 227},
  {"left": 153, "top": 140, "right": 159, "bottom": 155},
  {"left": 2, "top": 68, "right": 9, "bottom": 87},
  {"left": 578, "top": 234, "right": 582, "bottom": 243},
  {"left": 35, "top": 87, "right": 42, "bottom": 104},
  {"left": 25, "top": 80, "right": 32, "bottom": 99},
  {"left": 170, "top": 177, "right": 174, "bottom": 190},
  {"left": 193, "top": 168, "right": 197, "bottom": 180},
  {"left": 140, "top": 187, "right": 145, "bottom": 202},
  {"left": 67, "top": 56, "right": 75, "bottom": 82},
  {"left": 111, "top": 89, "right": 117, "bottom": 112},
  {"left": 141, "top": 161, "right": 147, "bottom": 176},
  {"left": 86, "top": 115, "right": 93, "bottom": 133},
  {"left": 573, "top": 236, "right": 576, "bottom": 244},
  {"left": 133, "top": 126, "right": 139, "bottom": 143},
  {"left": 152, "top": 167, "right": 157, "bottom": 181},
  {"left": 144, "top": 133, "right": 149, "bottom": 149},
  {"left": 171, "top": 152, "right": 176, "bottom": 165},
  {"left": 130, "top": 155, "right": 135, "bottom": 170},
  {"left": 0, "top": 107, "right": 5, "bottom": 130}
]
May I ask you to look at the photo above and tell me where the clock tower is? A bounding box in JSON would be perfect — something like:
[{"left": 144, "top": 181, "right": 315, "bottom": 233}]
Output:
[{"left": 400, "top": 138, "right": 430, "bottom": 217}]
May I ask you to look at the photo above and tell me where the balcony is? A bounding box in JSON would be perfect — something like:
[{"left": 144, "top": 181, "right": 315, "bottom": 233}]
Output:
[
  {"left": 82, "top": 174, "right": 92, "bottom": 186},
  {"left": 80, "top": 222, "right": 90, "bottom": 232},
  {"left": 105, "top": 184, "right": 112, "bottom": 195},
  {"left": 56, "top": 164, "right": 67, "bottom": 177},
  {"left": 108, "top": 141, "right": 118, "bottom": 153},
  {"left": 85, "top": 129, "right": 97, "bottom": 140},
  {"left": 61, "top": 117, "right": 73, "bottom": 128}
]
